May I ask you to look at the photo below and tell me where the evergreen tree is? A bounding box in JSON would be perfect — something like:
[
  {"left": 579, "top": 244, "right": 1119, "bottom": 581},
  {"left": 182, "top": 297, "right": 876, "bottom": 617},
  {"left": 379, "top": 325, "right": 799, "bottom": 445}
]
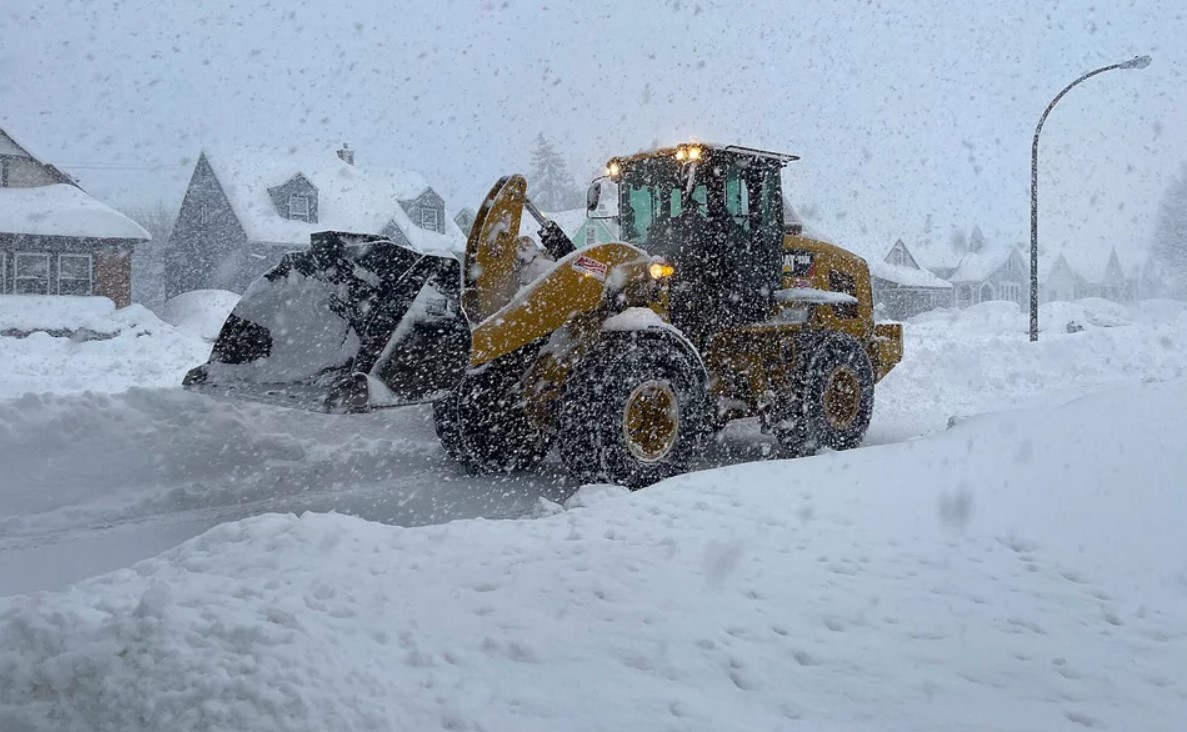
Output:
[
  {"left": 528, "top": 133, "right": 581, "bottom": 211},
  {"left": 1152, "top": 161, "right": 1187, "bottom": 297}
]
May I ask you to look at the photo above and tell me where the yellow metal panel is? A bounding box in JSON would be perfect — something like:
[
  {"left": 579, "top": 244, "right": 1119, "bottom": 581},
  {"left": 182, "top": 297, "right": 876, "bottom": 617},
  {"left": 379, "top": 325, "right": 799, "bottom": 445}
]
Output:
[
  {"left": 463, "top": 175, "right": 527, "bottom": 323},
  {"left": 470, "top": 242, "right": 648, "bottom": 367}
]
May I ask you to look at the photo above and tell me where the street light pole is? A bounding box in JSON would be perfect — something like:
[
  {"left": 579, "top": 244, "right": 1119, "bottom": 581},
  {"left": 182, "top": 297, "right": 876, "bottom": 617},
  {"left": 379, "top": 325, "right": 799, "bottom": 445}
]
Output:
[{"left": 1029, "top": 54, "right": 1151, "bottom": 342}]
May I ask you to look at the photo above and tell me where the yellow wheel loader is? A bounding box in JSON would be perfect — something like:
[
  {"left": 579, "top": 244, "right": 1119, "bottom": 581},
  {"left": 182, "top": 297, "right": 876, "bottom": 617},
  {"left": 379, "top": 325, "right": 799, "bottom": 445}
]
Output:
[{"left": 184, "top": 143, "right": 903, "bottom": 488}]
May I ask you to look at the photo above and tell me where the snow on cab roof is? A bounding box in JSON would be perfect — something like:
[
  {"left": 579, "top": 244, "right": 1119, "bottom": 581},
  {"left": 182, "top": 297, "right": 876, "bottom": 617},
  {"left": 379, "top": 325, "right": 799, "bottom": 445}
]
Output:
[
  {"left": 0, "top": 184, "right": 150, "bottom": 240},
  {"left": 200, "top": 148, "right": 465, "bottom": 254}
]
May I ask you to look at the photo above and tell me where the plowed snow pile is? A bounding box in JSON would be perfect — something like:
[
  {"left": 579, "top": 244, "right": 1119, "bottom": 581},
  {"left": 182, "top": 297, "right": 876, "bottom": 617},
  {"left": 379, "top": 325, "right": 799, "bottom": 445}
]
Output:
[
  {"left": 0, "top": 296, "right": 211, "bottom": 398},
  {"left": 870, "top": 298, "right": 1187, "bottom": 439},
  {"left": 2, "top": 378, "right": 1185, "bottom": 732}
]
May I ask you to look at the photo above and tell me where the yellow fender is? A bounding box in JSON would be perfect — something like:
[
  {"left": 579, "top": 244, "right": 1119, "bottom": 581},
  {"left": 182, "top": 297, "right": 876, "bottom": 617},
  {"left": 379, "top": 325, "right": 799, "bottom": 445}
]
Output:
[{"left": 470, "top": 242, "right": 648, "bottom": 367}]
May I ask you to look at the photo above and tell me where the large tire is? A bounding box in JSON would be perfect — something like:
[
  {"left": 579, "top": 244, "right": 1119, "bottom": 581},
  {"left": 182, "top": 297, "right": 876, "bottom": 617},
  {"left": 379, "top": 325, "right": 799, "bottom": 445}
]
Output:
[
  {"left": 557, "top": 332, "right": 707, "bottom": 489},
  {"left": 433, "top": 355, "right": 553, "bottom": 474},
  {"left": 775, "top": 331, "right": 875, "bottom": 457}
]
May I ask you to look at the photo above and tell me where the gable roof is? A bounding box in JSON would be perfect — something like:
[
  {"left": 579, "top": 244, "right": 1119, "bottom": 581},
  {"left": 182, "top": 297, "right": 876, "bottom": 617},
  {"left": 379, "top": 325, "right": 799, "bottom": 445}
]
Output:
[
  {"left": 199, "top": 149, "right": 465, "bottom": 254},
  {"left": 0, "top": 126, "right": 78, "bottom": 186},
  {"left": 947, "top": 243, "right": 1024, "bottom": 283},
  {"left": 910, "top": 239, "right": 966, "bottom": 271},
  {"left": 0, "top": 184, "right": 150, "bottom": 240},
  {"left": 871, "top": 257, "right": 952, "bottom": 289}
]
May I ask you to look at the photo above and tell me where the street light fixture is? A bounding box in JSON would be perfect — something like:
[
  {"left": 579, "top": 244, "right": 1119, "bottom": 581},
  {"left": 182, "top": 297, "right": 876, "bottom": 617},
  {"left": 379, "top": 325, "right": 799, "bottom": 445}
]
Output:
[{"left": 1029, "top": 55, "right": 1151, "bottom": 342}]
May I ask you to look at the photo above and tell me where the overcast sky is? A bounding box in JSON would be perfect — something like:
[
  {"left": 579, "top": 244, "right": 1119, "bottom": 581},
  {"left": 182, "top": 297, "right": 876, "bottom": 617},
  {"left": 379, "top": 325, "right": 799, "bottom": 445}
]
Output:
[{"left": 2, "top": 0, "right": 1182, "bottom": 271}]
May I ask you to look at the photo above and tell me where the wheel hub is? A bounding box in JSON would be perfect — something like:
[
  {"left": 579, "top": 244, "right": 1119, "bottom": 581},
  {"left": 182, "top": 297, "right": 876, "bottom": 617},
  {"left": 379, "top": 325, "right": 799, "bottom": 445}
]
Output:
[
  {"left": 622, "top": 380, "right": 680, "bottom": 462},
  {"left": 823, "top": 367, "right": 861, "bottom": 430}
]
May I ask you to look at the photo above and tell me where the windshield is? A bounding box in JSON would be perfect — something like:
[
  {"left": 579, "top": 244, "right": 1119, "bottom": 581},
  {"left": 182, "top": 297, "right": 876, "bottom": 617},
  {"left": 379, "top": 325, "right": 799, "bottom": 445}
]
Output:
[{"left": 619, "top": 157, "right": 707, "bottom": 247}]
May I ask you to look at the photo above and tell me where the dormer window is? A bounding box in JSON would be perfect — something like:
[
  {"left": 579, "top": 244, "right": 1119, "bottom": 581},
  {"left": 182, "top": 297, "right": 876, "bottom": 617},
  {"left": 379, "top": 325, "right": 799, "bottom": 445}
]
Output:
[
  {"left": 289, "top": 194, "right": 310, "bottom": 221},
  {"left": 419, "top": 208, "right": 439, "bottom": 231}
]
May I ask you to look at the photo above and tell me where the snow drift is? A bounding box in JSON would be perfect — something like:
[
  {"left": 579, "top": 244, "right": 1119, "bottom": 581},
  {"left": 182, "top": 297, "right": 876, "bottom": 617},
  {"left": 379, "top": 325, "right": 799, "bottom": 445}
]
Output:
[
  {"left": 2, "top": 378, "right": 1185, "bottom": 732},
  {"left": 871, "top": 298, "right": 1187, "bottom": 440},
  {"left": 0, "top": 296, "right": 211, "bottom": 399}
]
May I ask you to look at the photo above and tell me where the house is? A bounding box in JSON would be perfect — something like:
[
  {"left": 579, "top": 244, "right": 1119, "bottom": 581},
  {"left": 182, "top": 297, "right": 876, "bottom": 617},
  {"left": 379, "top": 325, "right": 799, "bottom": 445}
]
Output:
[
  {"left": 536, "top": 208, "right": 619, "bottom": 247},
  {"left": 1130, "top": 255, "right": 1165, "bottom": 300},
  {"left": 166, "top": 145, "right": 466, "bottom": 297},
  {"left": 1079, "top": 247, "right": 1128, "bottom": 301},
  {"left": 1038, "top": 252, "right": 1082, "bottom": 303},
  {"left": 868, "top": 238, "right": 954, "bottom": 319},
  {"left": 0, "top": 127, "right": 149, "bottom": 306},
  {"left": 1076, "top": 246, "right": 1164, "bottom": 302},
  {"left": 913, "top": 227, "right": 1027, "bottom": 309},
  {"left": 945, "top": 243, "right": 1028, "bottom": 308},
  {"left": 453, "top": 207, "right": 476, "bottom": 236}
]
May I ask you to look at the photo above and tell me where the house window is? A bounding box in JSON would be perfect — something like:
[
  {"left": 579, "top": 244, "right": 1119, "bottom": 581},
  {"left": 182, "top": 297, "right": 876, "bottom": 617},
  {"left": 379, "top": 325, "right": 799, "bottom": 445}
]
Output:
[
  {"left": 58, "top": 253, "right": 93, "bottom": 296},
  {"left": 999, "top": 282, "right": 1023, "bottom": 305},
  {"left": 0, "top": 251, "right": 6, "bottom": 292},
  {"left": 198, "top": 203, "right": 212, "bottom": 224},
  {"left": 584, "top": 226, "right": 596, "bottom": 246},
  {"left": 14, "top": 252, "right": 50, "bottom": 295},
  {"left": 419, "top": 208, "right": 439, "bottom": 231},
  {"left": 289, "top": 194, "right": 310, "bottom": 221},
  {"left": 1, "top": 158, "right": 8, "bottom": 187}
]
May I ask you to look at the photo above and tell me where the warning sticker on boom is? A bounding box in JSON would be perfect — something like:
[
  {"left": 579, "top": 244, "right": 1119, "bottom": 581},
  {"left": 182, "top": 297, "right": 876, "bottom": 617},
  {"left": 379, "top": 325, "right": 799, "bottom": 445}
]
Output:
[{"left": 572, "top": 255, "right": 609, "bottom": 281}]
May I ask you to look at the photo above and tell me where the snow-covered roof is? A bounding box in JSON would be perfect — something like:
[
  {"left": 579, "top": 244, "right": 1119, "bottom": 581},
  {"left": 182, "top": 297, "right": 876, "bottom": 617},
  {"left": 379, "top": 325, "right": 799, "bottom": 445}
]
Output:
[
  {"left": 0, "top": 184, "right": 150, "bottom": 240},
  {"left": 0, "top": 125, "right": 53, "bottom": 163},
  {"left": 947, "top": 244, "right": 1022, "bottom": 283},
  {"left": 868, "top": 258, "right": 952, "bottom": 288},
  {"left": 910, "top": 240, "right": 965, "bottom": 271},
  {"left": 202, "top": 150, "right": 464, "bottom": 254},
  {"left": 1036, "top": 252, "right": 1068, "bottom": 282}
]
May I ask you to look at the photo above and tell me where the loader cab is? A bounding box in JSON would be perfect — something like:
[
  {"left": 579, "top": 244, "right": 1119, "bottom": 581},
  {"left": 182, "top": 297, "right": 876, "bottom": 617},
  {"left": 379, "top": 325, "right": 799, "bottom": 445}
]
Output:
[{"left": 602, "top": 144, "right": 798, "bottom": 344}]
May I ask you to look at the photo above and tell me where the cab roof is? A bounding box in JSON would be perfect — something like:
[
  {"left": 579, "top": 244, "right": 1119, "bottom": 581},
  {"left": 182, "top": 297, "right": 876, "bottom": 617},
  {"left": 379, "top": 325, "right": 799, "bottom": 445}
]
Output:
[{"left": 610, "top": 143, "right": 800, "bottom": 168}]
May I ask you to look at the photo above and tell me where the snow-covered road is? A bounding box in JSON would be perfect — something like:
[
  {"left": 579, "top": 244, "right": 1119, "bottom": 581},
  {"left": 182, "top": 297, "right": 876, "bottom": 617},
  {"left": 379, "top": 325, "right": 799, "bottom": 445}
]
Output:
[
  {"left": 3, "top": 375, "right": 1185, "bottom": 731},
  {"left": 2, "top": 298, "right": 1185, "bottom": 596}
]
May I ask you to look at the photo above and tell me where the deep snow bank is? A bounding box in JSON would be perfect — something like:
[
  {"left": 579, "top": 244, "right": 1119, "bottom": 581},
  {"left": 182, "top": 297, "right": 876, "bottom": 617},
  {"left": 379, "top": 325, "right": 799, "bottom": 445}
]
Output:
[
  {"left": 2, "top": 378, "right": 1185, "bottom": 732},
  {"left": 871, "top": 298, "right": 1187, "bottom": 439},
  {"left": 0, "top": 297, "right": 210, "bottom": 398}
]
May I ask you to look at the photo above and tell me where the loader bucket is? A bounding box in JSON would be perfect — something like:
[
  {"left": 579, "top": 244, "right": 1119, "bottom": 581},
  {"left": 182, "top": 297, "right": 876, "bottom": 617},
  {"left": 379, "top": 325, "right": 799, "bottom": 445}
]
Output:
[{"left": 183, "top": 231, "right": 470, "bottom": 412}]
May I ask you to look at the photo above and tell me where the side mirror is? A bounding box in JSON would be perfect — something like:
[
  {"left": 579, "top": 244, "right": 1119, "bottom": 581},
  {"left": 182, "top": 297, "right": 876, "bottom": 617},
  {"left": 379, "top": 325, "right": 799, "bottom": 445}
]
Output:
[
  {"left": 586, "top": 177, "right": 619, "bottom": 220},
  {"left": 586, "top": 180, "right": 601, "bottom": 213}
]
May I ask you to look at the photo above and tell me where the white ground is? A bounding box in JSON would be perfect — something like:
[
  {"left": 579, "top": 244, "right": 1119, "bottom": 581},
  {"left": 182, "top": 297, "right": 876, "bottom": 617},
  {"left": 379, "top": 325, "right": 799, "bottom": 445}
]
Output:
[{"left": 1, "top": 296, "right": 1185, "bottom": 730}]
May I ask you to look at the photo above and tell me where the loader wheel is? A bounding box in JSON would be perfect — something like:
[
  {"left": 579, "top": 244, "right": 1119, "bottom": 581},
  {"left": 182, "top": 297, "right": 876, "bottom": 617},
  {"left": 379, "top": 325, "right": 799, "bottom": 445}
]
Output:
[
  {"left": 776, "top": 332, "right": 875, "bottom": 457},
  {"left": 433, "top": 357, "right": 553, "bottom": 475},
  {"left": 557, "top": 333, "right": 707, "bottom": 489}
]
